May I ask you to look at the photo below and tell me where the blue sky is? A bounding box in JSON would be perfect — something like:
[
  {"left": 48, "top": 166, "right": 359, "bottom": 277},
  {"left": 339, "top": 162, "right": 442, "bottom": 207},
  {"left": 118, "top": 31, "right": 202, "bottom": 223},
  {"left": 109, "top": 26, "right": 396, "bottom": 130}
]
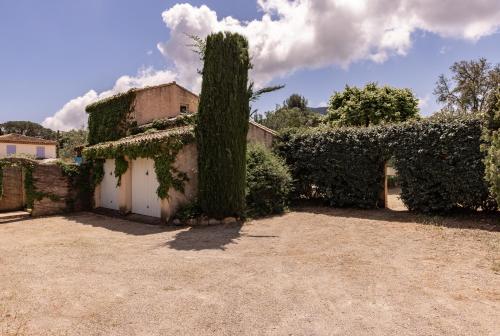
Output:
[{"left": 0, "top": 0, "right": 499, "bottom": 129}]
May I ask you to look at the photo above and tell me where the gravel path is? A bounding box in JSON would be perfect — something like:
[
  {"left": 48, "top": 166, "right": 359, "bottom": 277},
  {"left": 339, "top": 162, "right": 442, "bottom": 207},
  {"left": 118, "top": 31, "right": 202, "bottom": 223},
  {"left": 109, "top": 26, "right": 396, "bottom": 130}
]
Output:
[{"left": 0, "top": 210, "right": 498, "bottom": 336}]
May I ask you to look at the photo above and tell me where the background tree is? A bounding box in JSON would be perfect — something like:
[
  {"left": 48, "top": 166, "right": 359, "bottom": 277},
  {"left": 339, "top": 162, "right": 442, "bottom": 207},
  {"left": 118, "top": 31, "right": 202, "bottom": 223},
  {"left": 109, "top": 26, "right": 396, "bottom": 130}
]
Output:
[
  {"left": 196, "top": 32, "right": 251, "bottom": 218},
  {"left": 254, "top": 93, "right": 322, "bottom": 131},
  {"left": 283, "top": 94, "right": 308, "bottom": 111},
  {"left": 325, "top": 83, "right": 419, "bottom": 127},
  {"left": 434, "top": 58, "right": 500, "bottom": 115},
  {"left": 58, "top": 129, "right": 88, "bottom": 159},
  {"left": 0, "top": 121, "right": 57, "bottom": 139}
]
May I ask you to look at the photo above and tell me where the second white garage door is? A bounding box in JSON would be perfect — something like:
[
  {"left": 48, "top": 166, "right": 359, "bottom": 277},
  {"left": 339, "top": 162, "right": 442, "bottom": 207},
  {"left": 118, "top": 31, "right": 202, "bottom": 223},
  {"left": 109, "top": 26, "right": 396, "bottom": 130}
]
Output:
[{"left": 131, "top": 158, "right": 161, "bottom": 218}]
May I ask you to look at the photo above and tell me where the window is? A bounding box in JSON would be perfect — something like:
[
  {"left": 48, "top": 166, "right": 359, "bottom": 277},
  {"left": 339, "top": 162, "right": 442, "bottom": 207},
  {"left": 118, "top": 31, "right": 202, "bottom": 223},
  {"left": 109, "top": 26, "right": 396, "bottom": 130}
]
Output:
[
  {"left": 36, "top": 146, "right": 46, "bottom": 159},
  {"left": 6, "top": 145, "right": 16, "bottom": 156},
  {"left": 180, "top": 105, "right": 188, "bottom": 114}
]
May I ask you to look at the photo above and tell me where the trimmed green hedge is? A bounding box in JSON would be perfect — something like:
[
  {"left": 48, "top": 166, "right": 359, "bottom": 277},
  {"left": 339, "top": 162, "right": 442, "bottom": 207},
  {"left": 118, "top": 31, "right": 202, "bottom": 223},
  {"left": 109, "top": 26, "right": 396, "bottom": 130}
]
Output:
[
  {"left": 246, "top": 144, "right": 292, "bottom": 217},
  {"left": 388, "top": 118, "right": 495, "bottom": 212},
  {"left": 277, "top": 117, "right": 497, "bottom": 212},
  {"left": 277, "top": 126, "right": 387, "bottom": 208}
]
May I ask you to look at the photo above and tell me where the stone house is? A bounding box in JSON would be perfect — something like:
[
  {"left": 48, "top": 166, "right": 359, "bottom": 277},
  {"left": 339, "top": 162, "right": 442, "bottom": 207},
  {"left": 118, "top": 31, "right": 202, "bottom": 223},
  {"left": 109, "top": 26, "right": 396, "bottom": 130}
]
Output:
[
  {"left": 86, "top": 82, "right": 277, "bottom": 221},
  {"left": 0, "top": 134, "right": 57, "bottom": 159}
]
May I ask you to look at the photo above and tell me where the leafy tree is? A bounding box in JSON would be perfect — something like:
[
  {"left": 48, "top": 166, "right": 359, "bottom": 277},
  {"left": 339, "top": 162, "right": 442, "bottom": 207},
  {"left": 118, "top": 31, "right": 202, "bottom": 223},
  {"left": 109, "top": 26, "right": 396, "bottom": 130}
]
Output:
[
  {"left": 256, "top": 106, "right": 322, "bottom": 131},
  {"left": 326, "top": 83, "right": 419, "bottom": 126},
  {"left": 283, "top": 93, "right": 308, "bottom": 111},
  {"left": 58, "top": 129, "right": 88, "bottom": 159},
  {"left": 0, "top": 121, "right": 57, "bottom": 139},
  {"left": 434, "top": 58, "right": 500, "bottom": 115},
  {"left": 196, "top": 32, "right": 251, "bottom": 219}
]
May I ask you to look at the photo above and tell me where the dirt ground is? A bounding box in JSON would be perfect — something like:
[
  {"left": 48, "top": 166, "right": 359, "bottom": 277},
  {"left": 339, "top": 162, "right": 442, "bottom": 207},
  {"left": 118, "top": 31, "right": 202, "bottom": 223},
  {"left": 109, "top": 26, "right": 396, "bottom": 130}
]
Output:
[{"left": 0, "top": 210, "right": 499, "bottom": 336}]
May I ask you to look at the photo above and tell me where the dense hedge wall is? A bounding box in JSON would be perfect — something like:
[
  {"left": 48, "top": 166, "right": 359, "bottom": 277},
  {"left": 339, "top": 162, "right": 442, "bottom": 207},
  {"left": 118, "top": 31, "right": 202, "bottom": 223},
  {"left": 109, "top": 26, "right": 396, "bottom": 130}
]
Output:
[
  {"left": 196, "top": 32, "right": 251, "bottom": 219},
  {"left": 86, "top": 90, "right": 136, "bottom": 145},
  {"left": 388, "top": 118, "right": 495, "bottom": 212},
  {"left": 277, "top": 126, "right": 388, "bottom": 208},
  {"left": 277, "top": 117, "right": 496, "bottom": 212}
]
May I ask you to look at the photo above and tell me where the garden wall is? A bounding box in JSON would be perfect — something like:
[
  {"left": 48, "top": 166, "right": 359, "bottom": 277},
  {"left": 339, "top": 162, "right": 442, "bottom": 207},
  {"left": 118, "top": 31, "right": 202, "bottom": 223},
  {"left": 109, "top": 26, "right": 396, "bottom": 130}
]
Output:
[{"left": 0, "top": 158, "right": 92, "bottom": 217}]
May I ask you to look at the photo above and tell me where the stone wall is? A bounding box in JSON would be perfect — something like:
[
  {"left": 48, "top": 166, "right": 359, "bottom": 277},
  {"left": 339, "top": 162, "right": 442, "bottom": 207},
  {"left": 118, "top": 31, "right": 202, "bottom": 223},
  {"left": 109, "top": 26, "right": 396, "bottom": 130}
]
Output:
[
  {"left": 0, "top": 159, "right": 89, "bottom": 217},
  {"left": 0, "top": 166, "right": 24, "bottom": 211},
  {"left": 31, "top": 163, "right": 71, "bottom": 216}
]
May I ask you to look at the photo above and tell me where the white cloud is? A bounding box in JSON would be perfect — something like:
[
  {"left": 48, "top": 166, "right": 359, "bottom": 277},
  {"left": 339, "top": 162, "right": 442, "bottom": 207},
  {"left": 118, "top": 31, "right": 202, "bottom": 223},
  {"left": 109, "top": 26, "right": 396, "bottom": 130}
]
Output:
[
  {"left": 42, "top": 68, "right": 177, "bottom": 131},
  {"left": 158, "top": 0, "right": 500, "bottom": 87},
  {"left": 43, "top": 0, "right": 500, "bottom": 130},
  {"left": 418, "top": 95, "right": 429, "bottom": 109}
]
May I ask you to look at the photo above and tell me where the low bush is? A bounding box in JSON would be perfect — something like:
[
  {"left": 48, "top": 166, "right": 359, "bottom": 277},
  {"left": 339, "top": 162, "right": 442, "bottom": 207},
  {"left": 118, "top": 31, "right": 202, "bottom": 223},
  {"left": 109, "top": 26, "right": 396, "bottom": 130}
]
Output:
[{"left": 246, "top": 144, "right": 292, "bottom": 217}]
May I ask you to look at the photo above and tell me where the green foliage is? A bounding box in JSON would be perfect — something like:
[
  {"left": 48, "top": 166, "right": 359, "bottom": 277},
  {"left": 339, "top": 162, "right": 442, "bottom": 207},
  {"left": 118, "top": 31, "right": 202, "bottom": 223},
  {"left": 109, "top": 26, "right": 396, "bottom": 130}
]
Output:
[
  {"left": 0, "top": 121, "right": 57, "bottom": 139},
  {"left": 58, "top": 129, "right": 88, "bottom": 159},
  {"left": 175, "top": 201, "right": 203, "bottom": 221},
  {"left": 283, "top": 93, "right": 308, "bottom": 110},
  {"left": 277, "top": 117, "right": 496, "bottom": 212},
  {"left": 154, "top": 155, "right": 188, "bottom": 199},
  {"left": 83, "top": 128, "right": 194, "bottom": 199},
  {"left": 326, "top": 83, "right": 419, "bottom": 126},
  {"left": 196, "top": 32, "right": 251, "bottom": 218},
  {"left": 130, "top": 114, "right": 197, "bottom": 135},
  {"left": 388, "top": 118, "right": 495, "bottom": 212},
  {"left": 277, "top": 126, "right": 388, "bottom": 208},
  {"left": 256, "top": 107, "right": 322, "bottom": 131},
  {"left": 246, "top": 144, "right": 292, "bottom": 217},
  {"left": 114, "top": 156, "right": 129, "bottom": 187},
  {"left": 86, "top": 90, "right": 136, "bottom": 145},
  {"left": 92, "top": 159, "right": 105, "bottom": 187},
  {"left": 483, "top": 88, "right": 500, "bottom": 203}
]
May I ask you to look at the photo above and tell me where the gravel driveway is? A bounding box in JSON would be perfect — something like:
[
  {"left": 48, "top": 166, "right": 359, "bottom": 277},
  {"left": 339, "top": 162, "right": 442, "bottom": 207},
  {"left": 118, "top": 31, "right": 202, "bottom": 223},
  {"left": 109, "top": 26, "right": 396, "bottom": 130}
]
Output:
[{"left": 0, "top": 209, "right": 499, "bottom": 336}]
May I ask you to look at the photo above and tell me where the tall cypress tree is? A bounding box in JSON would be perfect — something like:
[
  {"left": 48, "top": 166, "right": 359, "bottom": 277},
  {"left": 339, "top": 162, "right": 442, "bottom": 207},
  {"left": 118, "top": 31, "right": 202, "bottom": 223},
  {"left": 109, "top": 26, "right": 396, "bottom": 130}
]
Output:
[{"left": 196, "top": 32, "right": 251, "bottom": 218}]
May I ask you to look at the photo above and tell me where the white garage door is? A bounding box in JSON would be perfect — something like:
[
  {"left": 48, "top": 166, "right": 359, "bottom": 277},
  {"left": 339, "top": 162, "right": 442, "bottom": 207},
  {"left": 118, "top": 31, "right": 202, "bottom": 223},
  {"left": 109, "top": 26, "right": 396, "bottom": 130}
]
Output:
[
  {"left": 131, "top": 158, "right": 161, "bottom": 218},
  {"left": 100, "top": 159, "right": 119, "bottom": 210}
]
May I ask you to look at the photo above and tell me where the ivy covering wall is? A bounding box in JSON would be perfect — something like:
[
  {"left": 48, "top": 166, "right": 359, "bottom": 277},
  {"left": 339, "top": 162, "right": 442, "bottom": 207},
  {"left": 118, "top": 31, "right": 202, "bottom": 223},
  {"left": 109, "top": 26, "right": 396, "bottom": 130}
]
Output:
[
  {"left": 86, "top": 90, "right": 137, "bottom": 145},
  {"left": 83, "top": 127, "right": 195, "bottom": 199},
  {"left": 196, "top": 32, "right": 251, "bottom": 219}
]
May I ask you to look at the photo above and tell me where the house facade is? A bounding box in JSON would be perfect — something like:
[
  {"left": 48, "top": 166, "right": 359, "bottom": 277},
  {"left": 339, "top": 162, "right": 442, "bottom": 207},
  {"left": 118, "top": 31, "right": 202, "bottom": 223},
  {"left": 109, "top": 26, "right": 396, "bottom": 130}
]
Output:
[
  {"left": 0, "top": 134, "right": 57, "bottom": 159},
  {"left": 86, "top": 82, "right": 277, "bottom": 221}
]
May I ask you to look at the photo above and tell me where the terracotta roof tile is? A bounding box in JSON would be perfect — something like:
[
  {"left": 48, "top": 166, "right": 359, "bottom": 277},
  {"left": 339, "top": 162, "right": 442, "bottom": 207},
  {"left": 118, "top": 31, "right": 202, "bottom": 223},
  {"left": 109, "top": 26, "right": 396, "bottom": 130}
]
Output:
[{"left": 0, "top": 133, "right": 57, "bottom": 145}]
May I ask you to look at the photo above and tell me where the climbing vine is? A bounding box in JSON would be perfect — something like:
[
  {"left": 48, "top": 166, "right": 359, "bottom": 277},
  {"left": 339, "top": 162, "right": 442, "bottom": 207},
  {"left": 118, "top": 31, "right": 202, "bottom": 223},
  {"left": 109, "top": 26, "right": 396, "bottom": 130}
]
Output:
[
  {"left": 114, "top": 156, "right": 129, "bottom": 187},
  {"left": 86, "top": 90, "right": 137, "bottom": 145},
  {"left": 83, "top": 127, "right": 195, "bottom": 199},
  {"left": 154, "top": 155, "right": 188, "bottom": 199},
  {"left": 130, "top": 114, "right": 197, "bottom": 135}
]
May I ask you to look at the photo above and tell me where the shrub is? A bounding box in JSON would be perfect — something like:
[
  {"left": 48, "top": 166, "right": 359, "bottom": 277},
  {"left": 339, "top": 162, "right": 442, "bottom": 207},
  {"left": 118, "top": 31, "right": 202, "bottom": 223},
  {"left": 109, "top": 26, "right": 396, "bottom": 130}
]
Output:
[
  {"left": 388, "top": 118, "right": 496, "bottom": 212},
  {"left": 277, "top": 126, "right": 388, "bottom": 208},
  {"left": 196, "top": 32, "right": 251, "bottom": 219},
  {"left": 246, "top": 144, "right": 292, "bottom": 217}
]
